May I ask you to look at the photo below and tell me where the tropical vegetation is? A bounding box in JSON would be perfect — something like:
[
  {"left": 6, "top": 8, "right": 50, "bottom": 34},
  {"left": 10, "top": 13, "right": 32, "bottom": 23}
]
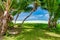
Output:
[{"left": 0, "top": 0, "right": 60, "bottom": 40}]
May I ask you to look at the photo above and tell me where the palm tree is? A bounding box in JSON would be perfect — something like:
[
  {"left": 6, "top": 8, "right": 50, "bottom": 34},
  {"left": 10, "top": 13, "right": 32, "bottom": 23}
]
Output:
[
  {"left": 21, "top": 0, "right": 41, "bottom": 25},
  {"left": 53, "top": 4, "right": 60, "bottom": 28},
  {"left": 0, "top": 8, "right": 4, "bottom": 35},
  {"left": 40, "top": 0, "right": 60, "bottom": 28},
  {"left": 0, "top": 0, "right": 11, "bottom": 36},
  {"left": 0, "top": 0, "right": 30, "bottom": 35},
  {"left": 13, "top": 0, "right": 40, "bottom": 26},
  {"left": 41, "top": 0, "right": 59, "bottom": 28},
  {"left": 12, "top": 0, "right": 30, "bottom": 23}
]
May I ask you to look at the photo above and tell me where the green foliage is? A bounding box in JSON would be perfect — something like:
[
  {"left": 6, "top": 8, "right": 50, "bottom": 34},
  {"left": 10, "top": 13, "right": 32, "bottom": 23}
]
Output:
[
  {"left": 0, "top": 0, "right": 33, "bottom": 16},
  {"left": 0, "top": 0, "right": 5, "bottom": 11},
  {"left": 8, "top": 21, "right": 14, "bottom": 27},
  {"left": 4, "top": 24, "right": 60, "bottom": 40},
  {"left": 10, "top": 0, "right": 35, "bottom": 16},
  {"left": 11, "top": 11, "right": 18, "bottom": 16},
  {"left": 24, "top": 7, "right": 33, "bottom": 12},
  {"left": 40, "top": 0, "right": 60, "bottom": 23}
]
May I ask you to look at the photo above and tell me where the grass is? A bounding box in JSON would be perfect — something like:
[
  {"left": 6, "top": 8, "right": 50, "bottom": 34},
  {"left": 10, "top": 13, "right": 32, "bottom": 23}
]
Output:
[{"left": 3, "top": 23, "right": 60, "bottom": 40}]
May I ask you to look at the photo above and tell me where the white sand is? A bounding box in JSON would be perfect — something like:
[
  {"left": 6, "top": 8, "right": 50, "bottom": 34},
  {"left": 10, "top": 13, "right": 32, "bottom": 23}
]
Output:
[{"left": 12, "top": 20, "right": 48, "bottom": 24}]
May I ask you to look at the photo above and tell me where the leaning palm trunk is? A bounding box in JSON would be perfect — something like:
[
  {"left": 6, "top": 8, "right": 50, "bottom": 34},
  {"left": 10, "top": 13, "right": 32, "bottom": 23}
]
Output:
[
  {"left": 15, "top": 13, "right": 20, "bottom": 23},
  {"left": 15, "top": 12, "right": 21, "bottom": 23},
  {"left": 21, "top": 10, "right": 35, "bottom": 25},
  {"left": 21, "top": 1, "right": 38, "bottom": 26}
]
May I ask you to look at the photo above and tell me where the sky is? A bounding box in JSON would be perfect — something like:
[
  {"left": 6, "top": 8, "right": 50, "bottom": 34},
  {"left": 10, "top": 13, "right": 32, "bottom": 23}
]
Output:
[{"left": 14, "top": 7, "right": 49, "bottom": 21}]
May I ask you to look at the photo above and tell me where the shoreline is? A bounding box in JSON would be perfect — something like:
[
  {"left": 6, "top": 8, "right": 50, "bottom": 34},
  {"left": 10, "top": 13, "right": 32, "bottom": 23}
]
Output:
[{"left": 12, "top": 20, "right": 48, "bottom": 24}]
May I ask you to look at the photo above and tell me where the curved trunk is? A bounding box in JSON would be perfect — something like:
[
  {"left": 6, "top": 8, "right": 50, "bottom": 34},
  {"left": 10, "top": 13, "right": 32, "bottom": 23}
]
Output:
[
  {"left": 15, "top": 13, "right": 20, "bottom": 23},
  {"left": 21, "top": 1, "right": 38, "bottom": 26},
  {"left": 21, "top": 10, "right": 34, "bottom": 25}
]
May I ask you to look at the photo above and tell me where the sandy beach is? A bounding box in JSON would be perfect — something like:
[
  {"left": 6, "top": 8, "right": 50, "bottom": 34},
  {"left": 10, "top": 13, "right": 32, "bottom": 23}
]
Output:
[{"left": 12, "top": 20, "right": 48, "bottom": 24}]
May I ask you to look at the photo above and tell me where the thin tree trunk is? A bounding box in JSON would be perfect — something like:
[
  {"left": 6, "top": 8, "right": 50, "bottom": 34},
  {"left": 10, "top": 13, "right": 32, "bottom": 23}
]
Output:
[
  {"left": 48, "top": 18, "right": 51, "bottom": 28},
  {"left": 21, "top": 10, "right": 34, "bottom": 25},
  {"left": 15, "top": 12, "right": 21, "bottom": 23},
  {"left": 21, "top": 1, "right": 38, "bottom": 26},
  {"left": 53, "top": 20, "right": 57, "bottom": 28},
  {"left": 15, "top": 13, "right": 20, "bottom": 23}
]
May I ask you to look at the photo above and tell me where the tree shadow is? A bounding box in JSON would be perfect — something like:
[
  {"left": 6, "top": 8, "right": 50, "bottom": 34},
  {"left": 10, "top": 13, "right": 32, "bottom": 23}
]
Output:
[
  {"left": 15, "top": 28, "right": 60, "bottom": 40},
  {"left": 4, "top": 23, "right": 60, "bottom": 40}
]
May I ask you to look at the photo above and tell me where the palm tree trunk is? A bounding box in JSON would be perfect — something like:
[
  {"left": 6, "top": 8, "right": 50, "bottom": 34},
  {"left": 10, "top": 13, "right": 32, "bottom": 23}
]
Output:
[
  {"left": 0, "top": 10, "right": 4, "bottom": 36},
  {"left": 15, "top": 11, "right": 21, "bottom": 23},
  {"left": 21, "top": 1, "right": 38, "bottom": 26},
  {"left": 21, "top": 10, "right": 34, "bottom": 25},
  {"left": 0, "top": 19, "right": 2, "bottom": 36},
  {"left": 48, "top": 18, "right": 51, "bottom": 28},
  {"left": 48, "top": 16, "right": 52, "bottom": 28},
  {"left": 1, "top": 11, "right": 8, "bottom": 35},
  {"left": 53, "top": 20, "right": 57, "bottom": 28},
  {"left": 0, "top": 0, "right": 12, "bottom": 35},
  {"left": 15, "top": 13, "right": 20, "bottom": 23},
  {"left": 1, "top": 19, "right": 8, "bottom": 35},
  {"left": 0, "top": 0, "right": 12, "bottom": 36},
  {"left": 1, "top": 11, "right": 13, "bottom": 35}
]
